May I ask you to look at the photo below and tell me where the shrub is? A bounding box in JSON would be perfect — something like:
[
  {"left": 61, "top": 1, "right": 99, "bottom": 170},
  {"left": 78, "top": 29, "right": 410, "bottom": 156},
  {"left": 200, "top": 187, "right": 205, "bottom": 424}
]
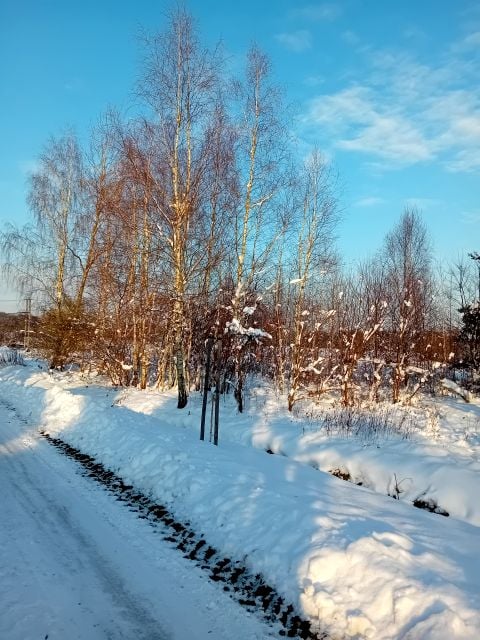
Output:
[{"left": 308, "top": 404, "right": 415, "bottom": 443}]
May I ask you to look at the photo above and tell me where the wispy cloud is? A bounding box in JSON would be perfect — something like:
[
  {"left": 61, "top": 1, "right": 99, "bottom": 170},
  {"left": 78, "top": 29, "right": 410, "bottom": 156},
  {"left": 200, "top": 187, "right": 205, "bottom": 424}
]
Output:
[
  {"left": 293, "top": 3, "right": 342, "bottom": 21},
  {"left": 451, "top": 30, "right": 480, "bottom": 52},
  {"left": 275, "top": 30, "right": 312, "bottom": 52},
  {"left": 341, "top": 30, "right": 360, "bottom": 46},
  {"left": 308, "top": 86, "right": 433, "bottom": 164},
  {"left": 461, "top": 211, "right": 480, "bottom": 224},
  {"left": 354, "top": 196, "right": 385, "bottom": 207},
  {"left": 402, "top": 25, "right": 428, "bottom": 42},
  {"left": 18, "top": 159, "right": 39, "bottom": 176},
  {"left": 447, "top": 149, "right": 480, "bottom": 173},
  {"left": 303, "top": 74, "right": 325, "bottom": 87},
  {"left": 302, "top": 34, "right": 480, "bottom": 173},
  {"left": 338, "top": 114, "right": 432, "bottom": 164}
]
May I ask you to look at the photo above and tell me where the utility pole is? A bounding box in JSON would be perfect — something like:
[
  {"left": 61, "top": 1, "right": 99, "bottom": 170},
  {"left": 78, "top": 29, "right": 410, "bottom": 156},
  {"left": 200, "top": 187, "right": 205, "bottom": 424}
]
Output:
[{"left": 24, "top": 297, "right": 32, "bottom": 350}]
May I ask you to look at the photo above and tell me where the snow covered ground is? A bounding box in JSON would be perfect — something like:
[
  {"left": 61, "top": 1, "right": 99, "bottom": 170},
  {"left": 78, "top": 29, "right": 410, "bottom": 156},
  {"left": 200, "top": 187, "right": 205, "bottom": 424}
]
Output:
[
  {"left": 1, "top": 359, "right": 479, "bottom": 639},
  {"left": 120, "top": 378, "right": 480, "bottom": 528},
  {"left": 0, "top": 394, "right": 278, "bottom": 640}
]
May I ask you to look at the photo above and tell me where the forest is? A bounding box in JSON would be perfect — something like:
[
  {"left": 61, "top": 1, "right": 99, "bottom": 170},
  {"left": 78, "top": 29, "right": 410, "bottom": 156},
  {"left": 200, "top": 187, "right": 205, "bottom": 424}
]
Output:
[{"left": 1, "top": 8, "right": 479, "bottom": 412}]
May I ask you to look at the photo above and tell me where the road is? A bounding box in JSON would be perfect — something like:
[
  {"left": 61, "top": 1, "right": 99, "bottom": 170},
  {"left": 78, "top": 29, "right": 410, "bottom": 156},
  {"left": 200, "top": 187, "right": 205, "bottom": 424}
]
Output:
[{"left": 0, "top": 398, "right": 275, "bottom": 640}]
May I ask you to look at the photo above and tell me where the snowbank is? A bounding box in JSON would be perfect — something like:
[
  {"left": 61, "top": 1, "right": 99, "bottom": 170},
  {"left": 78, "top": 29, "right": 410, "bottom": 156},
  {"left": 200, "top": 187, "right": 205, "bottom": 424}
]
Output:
[
  {"left": 1, "top": 364, "right": 479, "bottom": 640},
  {"left": 122, "top": 384, "right": 480, "bottom": 528}
]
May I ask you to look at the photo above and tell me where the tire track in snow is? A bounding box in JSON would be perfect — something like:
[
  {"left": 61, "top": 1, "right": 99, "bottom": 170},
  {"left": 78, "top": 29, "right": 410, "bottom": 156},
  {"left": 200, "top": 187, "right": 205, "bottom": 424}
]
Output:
[
  {"left": 40, "top": 431, "right": 328, "bottom": 640},
  {"left": 0, "top": 397, "right": 169, "bottom": 640}
]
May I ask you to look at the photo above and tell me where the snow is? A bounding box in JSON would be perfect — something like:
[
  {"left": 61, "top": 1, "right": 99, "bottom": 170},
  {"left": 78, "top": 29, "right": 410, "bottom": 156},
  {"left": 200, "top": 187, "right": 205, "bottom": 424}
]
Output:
[
  {"left": 441, "top": 377, "right": 472, "bottom": 402},
  {"left": 243, "top": 306, "right": 256, "bottom": 315},
  {"left": 225, "top": 318, "right": 272, "bottom": 340},
  {"left": 0, "top": 393, "right": 277, "bottom": 640},
  {"left": 1, "top": 361, "right": 480, "bottom": 639},
  {"left": 0, "top": 397, "right": 277, "bottom": 640}
]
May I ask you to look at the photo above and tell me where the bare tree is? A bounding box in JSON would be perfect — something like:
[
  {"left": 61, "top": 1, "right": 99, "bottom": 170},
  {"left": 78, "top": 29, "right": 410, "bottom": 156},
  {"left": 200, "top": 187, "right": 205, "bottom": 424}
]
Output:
[
  {"left": 357, "top": 257, "right": 389, "bottom": 402},
  {"left": 383, "top": 208, "right": 433, "bottom": 402},
  {"left": 138, "top": 8, "right": 219, "bottom": 407},
  {"left": 287, "top": 151, "right": 338, "bottom": 411},
  {"left": 29, "top": 133, "right": 84, "bottom": 310},
  {"left": 334, "top": 271, "right": 387, "bottom": 406},
  {"left": 224, "top": 45, "right": 288, "bottom": 412},
  {"left": 0, "top": 132, "right": 89, "bottom": 367}
]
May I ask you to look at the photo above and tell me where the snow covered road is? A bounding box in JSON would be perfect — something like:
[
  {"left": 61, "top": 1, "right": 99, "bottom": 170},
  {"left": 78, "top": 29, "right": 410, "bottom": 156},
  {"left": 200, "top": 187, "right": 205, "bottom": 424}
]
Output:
[{"left": 0, "top": 399, "right": 275, "bottom": 640}]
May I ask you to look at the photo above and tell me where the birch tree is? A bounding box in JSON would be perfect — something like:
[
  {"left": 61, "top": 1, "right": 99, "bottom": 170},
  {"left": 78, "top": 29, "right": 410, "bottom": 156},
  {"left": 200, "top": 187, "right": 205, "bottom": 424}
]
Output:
[
  {"left": 287, "top": 151, "right": 338, "bottom": 411},
  {"left": 27, "top": 132, "right": 83, "bottom": 310},
  {"left": 138, "top": 8, "right": 218, "bottom": 407},
  {"left": 225, "top": 45, "right": 286, "bottom": 412}
]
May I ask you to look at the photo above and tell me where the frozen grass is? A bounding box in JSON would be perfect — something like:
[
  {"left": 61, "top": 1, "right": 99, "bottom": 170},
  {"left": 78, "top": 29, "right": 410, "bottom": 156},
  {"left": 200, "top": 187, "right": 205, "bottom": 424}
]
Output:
[
  {"left": 305, "top": 404, "right": 416, "bottom": 443},
  {"left": 0, "top": 347, "right": 24, "bottom": 366}
]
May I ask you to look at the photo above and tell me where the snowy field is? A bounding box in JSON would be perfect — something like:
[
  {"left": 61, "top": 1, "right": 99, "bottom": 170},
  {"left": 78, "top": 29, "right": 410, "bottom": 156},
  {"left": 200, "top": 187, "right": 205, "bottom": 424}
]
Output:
[{"left": 1, "top": 358, "right": 479, "bottom": 639}]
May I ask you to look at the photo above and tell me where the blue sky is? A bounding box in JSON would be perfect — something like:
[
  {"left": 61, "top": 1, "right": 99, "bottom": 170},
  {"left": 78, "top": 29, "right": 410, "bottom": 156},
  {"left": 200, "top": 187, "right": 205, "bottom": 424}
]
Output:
[{"left": 0, "top": 0, "right": 479, "bottom": 311}]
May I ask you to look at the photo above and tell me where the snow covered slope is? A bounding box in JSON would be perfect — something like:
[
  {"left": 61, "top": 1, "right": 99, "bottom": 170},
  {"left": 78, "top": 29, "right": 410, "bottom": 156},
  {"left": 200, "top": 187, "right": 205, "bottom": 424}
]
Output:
[
  {"left": 1, "top": 363, "right": 479, "bottom": 639},
  {"left": 121, "top": 382, "right": 480, "bottom": 527}
]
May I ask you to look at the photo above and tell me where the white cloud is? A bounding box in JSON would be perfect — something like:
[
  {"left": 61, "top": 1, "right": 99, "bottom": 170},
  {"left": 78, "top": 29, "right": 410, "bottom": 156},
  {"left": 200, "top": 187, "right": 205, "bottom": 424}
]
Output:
[
  {"left": 451, "top": 31, "right": 480, "bottom": 52},
  {"left": 402, "top": 26, "right": 428, "bottom": 41},
  {"left": 303, "top": 36, "right": 480, "bottom": 173},
  {"left": 341, "top": 30, "right": 360, "bottom": 46},
  {"left": 354, "top": 196, "right": 385, "bottom": 207},
  {"left": 308, "top": 87, "right": 432, "bottom": 164},
  {"left": 275, "top": 30, "right": 312, "bottom": 52},
  {"left": 452, "top": 116, "right": 480, "bottom": 139},
  {"left": 461, "top": 211, "right": 480, "bottom": 224},
  {"left": 338, "top": 115, "right": 432, "bottom": 163},
  {"left": 446, "top": 149, "right": 480, "bottom": 173},
  {"left": 18, "top": 159, "right": 39, "bottom": 176},
  {"left": 308, "top": 86, "right": 375, "bottom": 126},
  {"left": 303, "top": 74, "right": 325, "bottom": 87},
  {"left": 294, "top": 3, "right": 342, "bottom": 21}
]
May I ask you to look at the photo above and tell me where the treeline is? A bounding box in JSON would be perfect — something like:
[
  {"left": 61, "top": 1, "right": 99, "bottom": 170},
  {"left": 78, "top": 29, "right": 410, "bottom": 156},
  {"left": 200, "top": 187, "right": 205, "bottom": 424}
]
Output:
[
  {"left": 1, "top": 9, "right": 478, "bottom": 408},
  {"left": 0, "top": 312, "right": 30, "bottom": 347}
]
